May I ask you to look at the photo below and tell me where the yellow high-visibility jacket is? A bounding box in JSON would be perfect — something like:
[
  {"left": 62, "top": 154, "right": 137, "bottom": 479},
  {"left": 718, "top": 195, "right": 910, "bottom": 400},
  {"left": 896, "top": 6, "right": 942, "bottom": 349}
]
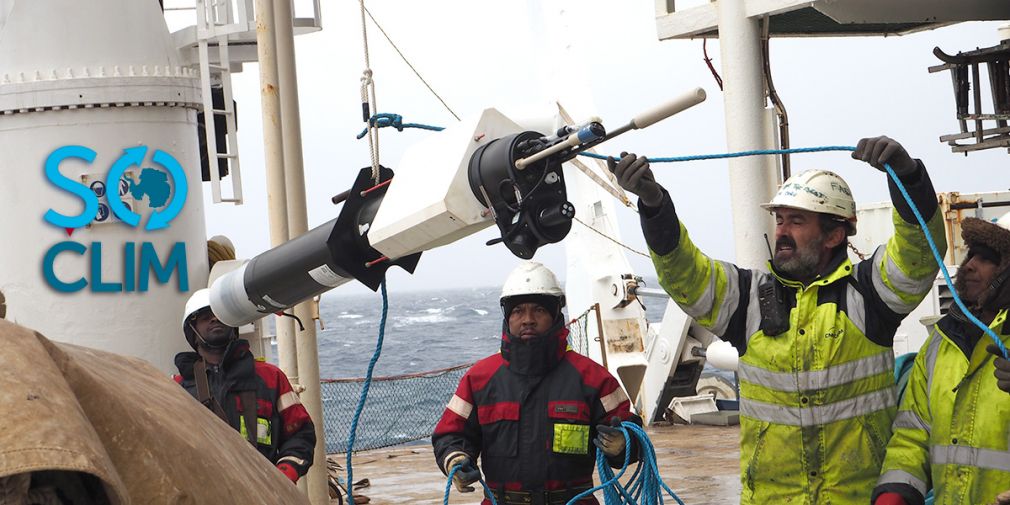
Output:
[
  {"left": 640, "top": 168, "right": 945, "bottom": 504},
  {"left": 874, "top": 311, "right": 1010, "bottom": 505}
]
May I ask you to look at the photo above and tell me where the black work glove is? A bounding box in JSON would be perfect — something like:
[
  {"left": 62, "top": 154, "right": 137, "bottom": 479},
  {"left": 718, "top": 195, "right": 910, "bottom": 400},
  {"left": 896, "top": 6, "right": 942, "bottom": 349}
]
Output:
[
  {"left": 593, "top": 416, "right": 627, "bottom": 458},
  {"left": 446, "top": 454, "right": 481, "bottom": 493},
  {"left": 852, "top": 136, "right": 918, "bottom": 177},
  {"left": 987, "top": 344, "right": 1010, "bottom": 394},
  {"left": 607, "top": 152, "right": 664, "bottom": 208}
]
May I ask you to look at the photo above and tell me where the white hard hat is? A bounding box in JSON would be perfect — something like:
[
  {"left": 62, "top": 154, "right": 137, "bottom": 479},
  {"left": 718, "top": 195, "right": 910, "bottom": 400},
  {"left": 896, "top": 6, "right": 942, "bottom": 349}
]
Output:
[
  {"left": 500, "top": 261, "right": 565, "bottom": 306},
  {"left": 183, "top": 288, "right": 212, "bottom": 325},
  {"left": 182, "top": 288, "right": 212, "bottom": 337},
  {"left": 760, "top": 170, "right": 857, "bottom": 235}
]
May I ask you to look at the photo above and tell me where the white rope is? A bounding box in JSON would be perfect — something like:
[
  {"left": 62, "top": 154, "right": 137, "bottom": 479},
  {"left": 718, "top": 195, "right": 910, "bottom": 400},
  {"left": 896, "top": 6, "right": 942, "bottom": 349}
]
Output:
[
  {"left": 573, "top": 215, "right": 650, "bottom": 259},
  {"left": 363, "top": 7, "right": 461, "bottom": 122},
  {"left": 358, "top": 0, "right": 380, "bottom": 182}
]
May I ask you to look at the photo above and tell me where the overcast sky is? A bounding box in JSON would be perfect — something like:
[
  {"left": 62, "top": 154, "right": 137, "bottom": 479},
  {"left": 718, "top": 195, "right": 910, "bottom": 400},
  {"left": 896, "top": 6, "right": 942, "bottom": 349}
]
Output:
[{"left": 168, "top": 1, "right": 1008, "bottom": 296}]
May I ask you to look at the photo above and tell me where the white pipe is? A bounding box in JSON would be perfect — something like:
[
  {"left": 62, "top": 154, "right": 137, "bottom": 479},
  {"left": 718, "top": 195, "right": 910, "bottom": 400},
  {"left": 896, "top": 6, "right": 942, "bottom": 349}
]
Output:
[
  {"left": 273, "top": 0, "right": 327, "bottom": 502},
  {"left": 630, "top": 87, "right": 706, "bottom": 129},
  {"left": 254, "top": 0, "right": 299, "bottom": 393},
  {"left": 514, "top": 89, "right": 706, "bottom": 170},
  {"left": 514, "top": 130, "right": 583, "bottom": 170},
  {"left": 717, "top": 0, "right": 776, "bottom": 269}
]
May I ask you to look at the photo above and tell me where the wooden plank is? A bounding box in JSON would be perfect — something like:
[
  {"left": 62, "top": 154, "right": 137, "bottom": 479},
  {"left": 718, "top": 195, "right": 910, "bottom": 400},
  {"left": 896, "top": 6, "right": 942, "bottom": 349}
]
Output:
[
  {"left": 940, "top": 126, "right": 1010, "bottom": 142},
  {"left": 950, "top": 136, "right": 1010, "bottom": 153}
]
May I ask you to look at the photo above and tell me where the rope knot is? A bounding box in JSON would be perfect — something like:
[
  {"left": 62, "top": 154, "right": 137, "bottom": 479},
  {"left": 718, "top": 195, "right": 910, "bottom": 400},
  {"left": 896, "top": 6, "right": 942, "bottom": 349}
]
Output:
[{"left": 369, "top": 113, "right": 404, "bottom": 131}]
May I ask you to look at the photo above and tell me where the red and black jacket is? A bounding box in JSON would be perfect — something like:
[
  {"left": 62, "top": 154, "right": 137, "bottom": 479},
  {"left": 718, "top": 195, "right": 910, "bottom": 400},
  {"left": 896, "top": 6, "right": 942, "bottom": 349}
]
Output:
[
  {"left": 432, "top": 327, "right": 642, "bottom": 504},
  {"left": 174, "top": 339, "right": 316, "bottom": 478}
]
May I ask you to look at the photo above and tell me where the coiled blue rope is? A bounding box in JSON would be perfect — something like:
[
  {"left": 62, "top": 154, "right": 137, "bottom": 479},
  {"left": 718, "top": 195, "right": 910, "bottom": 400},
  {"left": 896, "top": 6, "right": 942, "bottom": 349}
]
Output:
[
  {"left": 443, "top": 421, "right": 685, "bottom": 505},
  {"left": 356, "top": 113, "right": 445, "bottom": 139},
  {"left": 578, "top": 422, "right": 686, "bottom": 505},
  {"left": 345, "top": 280, "right": 389, "bottom": 505}
]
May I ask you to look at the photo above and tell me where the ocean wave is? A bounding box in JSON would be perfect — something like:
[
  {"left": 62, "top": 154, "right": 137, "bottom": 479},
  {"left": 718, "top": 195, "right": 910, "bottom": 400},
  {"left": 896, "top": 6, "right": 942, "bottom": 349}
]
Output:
[
  {"left": 337, "top": 313, "right": 364, "bottom": 319},
  {"left": 393, "top": 314, "right": 455, "bottom": 326}
]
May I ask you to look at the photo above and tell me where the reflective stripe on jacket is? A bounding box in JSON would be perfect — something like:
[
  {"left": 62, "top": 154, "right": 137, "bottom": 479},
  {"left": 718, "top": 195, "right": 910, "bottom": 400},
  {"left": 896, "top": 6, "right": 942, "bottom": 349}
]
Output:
[
  {"left": 875, "top": 311, "right": 1010, "bottom": 505},
  {"left": 173, "top": 339, "right": 316, "bottom": 477},
  {"left": 431, "top": 332, "right": 641, "bottom": 505},
  {"left": 650, "top": 205, "right": 945, "bottom": 505}
]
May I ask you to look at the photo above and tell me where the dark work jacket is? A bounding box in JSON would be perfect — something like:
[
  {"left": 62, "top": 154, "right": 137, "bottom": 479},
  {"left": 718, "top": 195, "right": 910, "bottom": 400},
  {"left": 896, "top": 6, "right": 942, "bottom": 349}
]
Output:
[
  {"left": 174, "top": 339, "right": 316, "bottom": 478},
  {"left": 432, "top": 328, "right": 643, "bottom": 505}
]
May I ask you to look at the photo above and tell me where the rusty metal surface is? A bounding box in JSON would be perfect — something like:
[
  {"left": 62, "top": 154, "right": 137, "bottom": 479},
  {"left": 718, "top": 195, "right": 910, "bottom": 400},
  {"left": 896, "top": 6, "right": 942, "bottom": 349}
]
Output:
[
  {"left": 602, "top": 317, "right": 646, "bottom": 354},
  {"left": 932, "top": 40, "right": 1010, "bottom": 153},
  {"left": 333, "top": 423, "right": 741, "bottom": 504}
]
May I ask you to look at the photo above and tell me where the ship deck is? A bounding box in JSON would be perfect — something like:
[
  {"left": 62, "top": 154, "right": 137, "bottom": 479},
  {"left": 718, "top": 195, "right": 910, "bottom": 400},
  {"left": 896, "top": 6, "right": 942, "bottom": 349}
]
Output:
[{"left": 335, "top": 423, "right": 741, "bottom": 504}]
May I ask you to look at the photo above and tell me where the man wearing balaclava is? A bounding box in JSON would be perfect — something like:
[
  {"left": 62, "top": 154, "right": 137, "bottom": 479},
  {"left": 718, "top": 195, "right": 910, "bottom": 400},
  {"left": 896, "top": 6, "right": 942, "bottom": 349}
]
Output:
[
  {"left": 173, "top": 288, "right": 316, "bottom": 485},
  {"left": 873, "top": 211, "right": 1010, "bottom": 505},
  {"left": 432, "top": 261, "right": 643, "bottom": 505}
]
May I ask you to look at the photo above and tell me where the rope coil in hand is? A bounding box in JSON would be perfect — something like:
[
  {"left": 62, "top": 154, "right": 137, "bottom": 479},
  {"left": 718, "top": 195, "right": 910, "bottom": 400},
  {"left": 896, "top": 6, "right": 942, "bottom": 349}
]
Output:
[{"left": 443, "top": 420, "right": 685, "bottom": 505}]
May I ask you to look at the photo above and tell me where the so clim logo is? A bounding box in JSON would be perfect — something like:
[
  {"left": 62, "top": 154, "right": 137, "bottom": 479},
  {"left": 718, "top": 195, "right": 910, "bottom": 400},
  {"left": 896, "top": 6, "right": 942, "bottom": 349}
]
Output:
[{"left": 42, "top": 145, "right": 190, "bottom": 293}]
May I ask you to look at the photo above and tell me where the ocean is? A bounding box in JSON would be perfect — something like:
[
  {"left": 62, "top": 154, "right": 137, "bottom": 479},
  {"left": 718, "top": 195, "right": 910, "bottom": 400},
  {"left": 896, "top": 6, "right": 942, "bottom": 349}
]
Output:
[
  {"left": 311, "top": 285, "right": 670, "bottom": 379},
  {"left": 303, "top": 285, "right": 676, "bottom": 453},
  {"left": 286, "top": 285, "right": 724, "bottom": 453}
]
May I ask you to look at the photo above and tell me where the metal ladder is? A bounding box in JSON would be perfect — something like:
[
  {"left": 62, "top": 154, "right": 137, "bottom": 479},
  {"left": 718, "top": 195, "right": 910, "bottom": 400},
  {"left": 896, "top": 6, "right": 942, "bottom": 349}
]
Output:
[{"left": 195, "top": 0, "right": 249, "bottom": 204}]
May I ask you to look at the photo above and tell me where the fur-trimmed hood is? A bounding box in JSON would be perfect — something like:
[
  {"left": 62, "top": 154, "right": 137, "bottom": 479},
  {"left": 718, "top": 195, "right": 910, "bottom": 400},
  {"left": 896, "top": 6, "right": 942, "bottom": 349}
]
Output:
[{"left": 960, "top": 217, "right": 1010, "bottom": 311}]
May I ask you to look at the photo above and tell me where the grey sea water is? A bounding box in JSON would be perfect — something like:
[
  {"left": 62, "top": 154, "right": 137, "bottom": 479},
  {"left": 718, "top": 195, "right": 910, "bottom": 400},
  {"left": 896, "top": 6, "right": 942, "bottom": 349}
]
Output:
[
  {"left": 301, "top": 285, "right": 719, "bottom": 453},
  {"left": 312, "top": 286, "right": 670, "bottom": 378}
]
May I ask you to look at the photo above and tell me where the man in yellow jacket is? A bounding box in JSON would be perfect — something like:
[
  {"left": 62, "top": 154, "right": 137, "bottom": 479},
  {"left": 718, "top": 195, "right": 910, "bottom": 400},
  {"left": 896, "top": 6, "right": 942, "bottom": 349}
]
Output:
[
  {"left": 873, "top": 211, "right": 1010, "bottom": 505},
  {"left": 609, "top": 137, "right": 946, "bottom": 504}
]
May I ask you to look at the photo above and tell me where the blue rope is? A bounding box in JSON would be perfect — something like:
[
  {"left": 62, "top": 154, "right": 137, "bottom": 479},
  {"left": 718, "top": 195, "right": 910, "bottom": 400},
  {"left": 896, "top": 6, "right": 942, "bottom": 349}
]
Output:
[
  {"left": 875, "top": 158, "right": 1009, "bottom": 359},
  {"left": 584, "top": 145, "right": 1009, "bottom": 358},
  {"left": 345, "top": 280, "right": 389, "bottom": 505},
  {"left": 443, "top": 465, "right": 498, "bottom": 505},
  {"left": 436, "top": 144, "right": 1009, "bottom": 504},
  {"left": 356, "top": 113, "right": 445, "bottom": 139},
  {"left": 583, "top": 145, "right": 1007, "bottom": 357},
  {"left": 567, "top": 422, "right": 686, "bottom": 505},
  {"left": 577, "top": 146, "right": 856, "bottom": 163}
]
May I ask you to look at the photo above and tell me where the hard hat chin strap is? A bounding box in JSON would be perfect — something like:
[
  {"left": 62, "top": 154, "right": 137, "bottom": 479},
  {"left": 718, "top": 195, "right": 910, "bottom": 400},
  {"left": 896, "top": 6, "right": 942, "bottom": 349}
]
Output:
[{"left": 190, "top": 321, "right": 234, "bottom": 351}]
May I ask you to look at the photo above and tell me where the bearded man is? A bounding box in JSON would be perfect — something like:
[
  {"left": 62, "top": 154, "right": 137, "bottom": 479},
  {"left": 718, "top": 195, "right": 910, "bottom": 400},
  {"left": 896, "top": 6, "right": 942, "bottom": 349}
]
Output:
[{"left": 609, "top": 136, "right": 946, "bottom": 504}]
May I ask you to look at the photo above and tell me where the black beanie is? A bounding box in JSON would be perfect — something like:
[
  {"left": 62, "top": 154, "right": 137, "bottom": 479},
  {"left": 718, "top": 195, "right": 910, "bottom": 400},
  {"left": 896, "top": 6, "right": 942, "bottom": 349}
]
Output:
[{"left": 501, "top": 294, "right": 561, "bottom": 320}]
